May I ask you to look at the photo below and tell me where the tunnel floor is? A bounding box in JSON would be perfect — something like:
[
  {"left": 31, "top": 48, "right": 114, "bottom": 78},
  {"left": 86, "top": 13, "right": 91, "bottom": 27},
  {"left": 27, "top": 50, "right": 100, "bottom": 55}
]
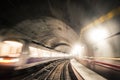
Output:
[{"left": 1, "top": 58, "right": 118, "bottom": 80}]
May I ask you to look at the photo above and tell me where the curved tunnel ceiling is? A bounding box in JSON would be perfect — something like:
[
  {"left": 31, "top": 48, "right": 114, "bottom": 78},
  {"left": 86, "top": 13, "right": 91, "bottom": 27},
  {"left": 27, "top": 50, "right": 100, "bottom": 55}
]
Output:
[{"left": 0, "top": 0, "right": 120, "bottom": 53}]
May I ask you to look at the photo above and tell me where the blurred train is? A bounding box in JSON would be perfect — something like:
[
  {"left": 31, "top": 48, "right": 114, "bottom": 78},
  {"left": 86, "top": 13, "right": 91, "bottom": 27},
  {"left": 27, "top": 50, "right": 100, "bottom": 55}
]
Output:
[{"left": 0, "top": 40, "right": 69, "bottom": 67}]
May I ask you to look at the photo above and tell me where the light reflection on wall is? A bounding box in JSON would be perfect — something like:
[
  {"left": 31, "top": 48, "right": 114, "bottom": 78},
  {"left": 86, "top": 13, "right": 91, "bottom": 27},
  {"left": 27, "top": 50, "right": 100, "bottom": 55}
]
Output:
[
  {"left": 87, "top": 27, "right": 109, "bottom": 43},
  {"left": 82, "top": 19, "right": 120, "bottom": 64},
  {"left": 94, "top": 41, "right": 113, "bottom": 57}
]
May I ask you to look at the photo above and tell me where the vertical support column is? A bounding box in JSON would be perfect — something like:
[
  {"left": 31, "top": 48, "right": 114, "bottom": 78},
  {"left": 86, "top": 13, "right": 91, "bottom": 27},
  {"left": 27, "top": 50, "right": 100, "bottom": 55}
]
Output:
[
  {"left": 19, "top": 40, "right": 30, "bottom": 65},
  {"left": 22, "top": 41, "right": 30, "bottom": 55}
]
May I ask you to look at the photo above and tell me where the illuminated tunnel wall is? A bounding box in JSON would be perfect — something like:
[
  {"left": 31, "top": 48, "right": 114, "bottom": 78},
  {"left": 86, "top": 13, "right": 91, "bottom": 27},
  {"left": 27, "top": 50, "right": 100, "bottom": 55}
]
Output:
[
  {"left": 75, "top": 10, "right": 120, "bottom": 69},
  {"left": 84, "top": 16, "right": 120, "bottom": 58}
]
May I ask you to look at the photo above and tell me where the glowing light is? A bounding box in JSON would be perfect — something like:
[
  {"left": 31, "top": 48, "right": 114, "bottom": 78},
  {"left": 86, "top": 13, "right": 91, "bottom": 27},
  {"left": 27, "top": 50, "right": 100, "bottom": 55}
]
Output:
[
  {"left": 0, "top": 44, "right": 10, "bottom": 56},
  {"left": 71, "top": 44, "right": 84, "bottom": 56},
  {"left": 29, "top": 46, "right": 39, "bottom": 57},
  {"left": 88, "top": 28, "right": 109, "bottom": 42},
  {"left": 80, "top": 7, "right": 120, "bottom": 35},
  {"left": 0, "top": 58, "right": 19, "bottom": 63},
  {"left": 0, "top": 41, "right": 23, "bottom": 57}
]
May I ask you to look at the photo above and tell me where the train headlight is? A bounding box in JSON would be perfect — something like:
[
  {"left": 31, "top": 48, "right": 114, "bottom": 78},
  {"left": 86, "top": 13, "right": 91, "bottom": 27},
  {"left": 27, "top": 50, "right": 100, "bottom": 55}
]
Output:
[{"left": 0, "top": 57, "right": 19, "bottom": 63}]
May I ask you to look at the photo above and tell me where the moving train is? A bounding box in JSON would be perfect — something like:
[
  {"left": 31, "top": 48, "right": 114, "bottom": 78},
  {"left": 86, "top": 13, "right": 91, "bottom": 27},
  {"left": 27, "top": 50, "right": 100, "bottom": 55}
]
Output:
[{"left": 0, "top": 40, "right": 68, "bottom": 67}]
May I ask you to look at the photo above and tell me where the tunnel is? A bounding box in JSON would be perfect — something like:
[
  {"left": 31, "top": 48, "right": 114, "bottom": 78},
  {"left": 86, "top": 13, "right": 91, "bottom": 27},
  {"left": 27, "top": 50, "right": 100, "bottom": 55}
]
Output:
[{"left": 0, "top": 0, "right": 120, "bottom": 80}]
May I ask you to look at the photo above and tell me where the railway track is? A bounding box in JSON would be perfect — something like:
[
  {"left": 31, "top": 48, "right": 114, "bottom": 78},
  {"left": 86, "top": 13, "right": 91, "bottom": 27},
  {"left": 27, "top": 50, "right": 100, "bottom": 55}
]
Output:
[
  {"left": 41, "top": 59, "right": 79, "bottom": 80},
  {"left": 1, "top": 59, "right": 81, "bottom": 80},
  {"left": 46, "top": 60, "right": 69, "bottom": 80}
]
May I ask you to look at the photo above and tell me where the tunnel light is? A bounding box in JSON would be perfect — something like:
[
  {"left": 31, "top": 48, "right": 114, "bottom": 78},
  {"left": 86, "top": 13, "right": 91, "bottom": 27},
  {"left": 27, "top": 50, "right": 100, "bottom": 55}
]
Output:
[
  {"left": 71, "top": 44, "right": 84, "bottom": 56},
  {"left": 88, "top": 27, "right": 109, "bottom": 42}
]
